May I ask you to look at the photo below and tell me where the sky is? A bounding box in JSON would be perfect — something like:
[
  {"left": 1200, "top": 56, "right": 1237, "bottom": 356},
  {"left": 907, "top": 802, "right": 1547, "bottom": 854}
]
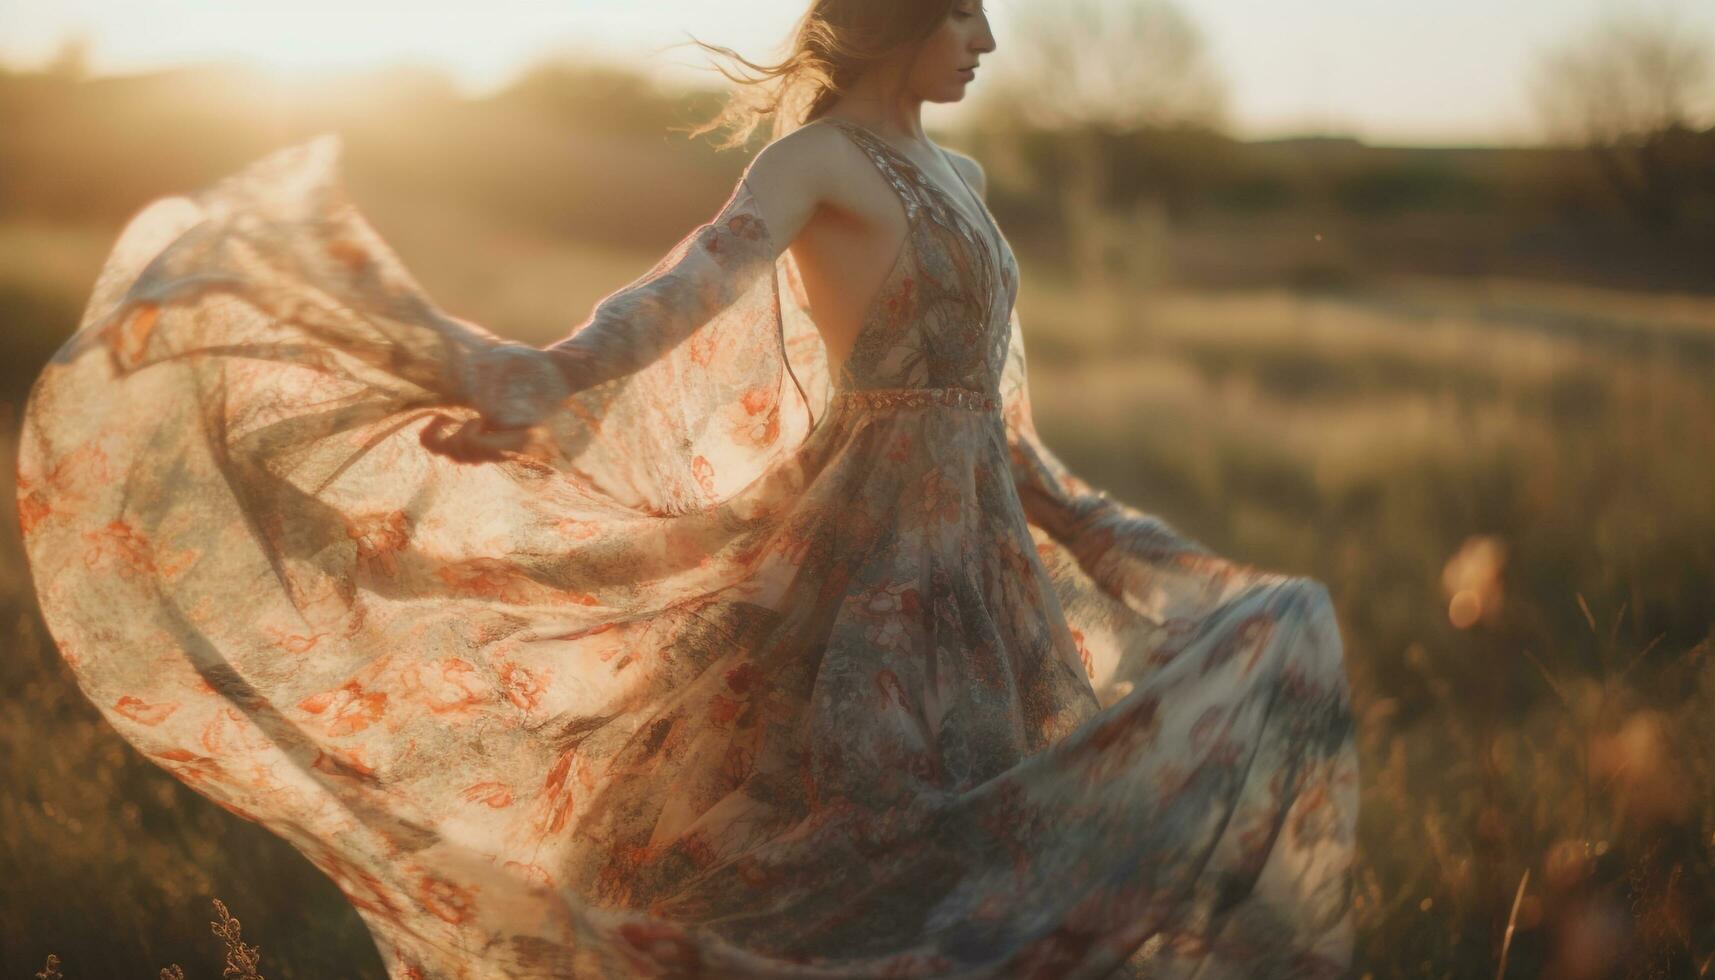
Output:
[{"left": 2, "top": 0, "right": 1711, "bottom": 146}]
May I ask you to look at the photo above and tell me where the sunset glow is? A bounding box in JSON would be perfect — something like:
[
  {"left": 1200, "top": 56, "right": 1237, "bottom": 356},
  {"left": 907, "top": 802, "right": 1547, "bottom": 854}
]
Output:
[{"left": 3, "top": 0, "right": 1712, "bottom": 146}]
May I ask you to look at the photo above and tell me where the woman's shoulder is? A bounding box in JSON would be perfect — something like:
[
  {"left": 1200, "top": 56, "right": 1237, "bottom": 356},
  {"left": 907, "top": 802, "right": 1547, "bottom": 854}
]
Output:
[
  {"left": 742, "top": 118, "right": 887, "bottom": 212},
  {"left": 760, "top": 120, "right": 988, "bottom": 200},
  {"left": 749, "top": 119, "right": 858, "bottom": 174},
  {"left": 939, "top": 145, "right": 988, "bottom": 200}
]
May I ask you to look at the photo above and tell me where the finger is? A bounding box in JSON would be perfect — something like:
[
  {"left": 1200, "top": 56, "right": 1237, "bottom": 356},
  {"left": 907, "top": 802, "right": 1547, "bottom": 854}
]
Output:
[
  {"left": 479, "top": 427, "right": 531, "bottom": 453},
  {"left": 421, "top": 416, "right": 499, "bottom": 464}
]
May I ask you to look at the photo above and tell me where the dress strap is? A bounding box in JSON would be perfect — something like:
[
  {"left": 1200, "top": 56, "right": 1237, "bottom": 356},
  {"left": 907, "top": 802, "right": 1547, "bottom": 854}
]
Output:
[
  {"left": 815, "top": 116, "right": 1000, "bottom": 317},
  {"left": 818, "top": 116, "right": 935, "bottom": 228}
]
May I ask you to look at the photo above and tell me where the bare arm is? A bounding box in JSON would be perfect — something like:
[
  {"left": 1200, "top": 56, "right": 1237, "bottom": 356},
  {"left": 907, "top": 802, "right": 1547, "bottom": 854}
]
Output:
[
  {"left": 441, "top": 126, "right": 842, "bottom": 462},
  {"left": 541, "top": 126, "right": 837, "bottom": 391},
  {"left": 946, "top": 149, "right": 988, "bottom": 202}
]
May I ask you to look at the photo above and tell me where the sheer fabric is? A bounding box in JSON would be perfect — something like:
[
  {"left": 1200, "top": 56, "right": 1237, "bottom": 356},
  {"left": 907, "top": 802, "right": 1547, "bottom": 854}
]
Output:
[{"left": 18, "top": 124, "right": 1357, "bottom": 979}]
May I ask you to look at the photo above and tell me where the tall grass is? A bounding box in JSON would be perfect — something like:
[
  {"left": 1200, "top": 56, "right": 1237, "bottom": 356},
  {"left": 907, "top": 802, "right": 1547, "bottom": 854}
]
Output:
[
  {"left": 33, "top": 898, "right": 267, "bottom": 979},
  {"left": 1023, "top": 269, "right": 1715, "bottom": 978}
]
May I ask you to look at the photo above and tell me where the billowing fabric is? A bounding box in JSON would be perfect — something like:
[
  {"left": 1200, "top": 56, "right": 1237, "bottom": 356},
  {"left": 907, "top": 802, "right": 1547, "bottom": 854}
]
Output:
[{"left": 17, "top": 118, "right": 1358, "bottom": 979}]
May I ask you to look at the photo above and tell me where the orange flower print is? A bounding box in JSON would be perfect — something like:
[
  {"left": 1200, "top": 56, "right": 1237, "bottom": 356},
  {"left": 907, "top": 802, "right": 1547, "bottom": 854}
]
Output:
[
  {"left": 1069, "top": 627, "right": 1095, "bottom": 682},
  {"left": 415, "top": 872, "right": 478, "bottom": 925},
  {"left": 81, "top": 518, "right": 192, "bottom": 580},
  {"left": 265, "top": 625, "right": 327, "bottom": 654},
  {"left": 460, "top": 781, "right": 514, "bottom": 808},
  {"left": 725, "top": 385, "right": 781, "bottom": 449},
  {"left": 497, "top": 659, "right": 546, "bottom": 712},
  {"left": 680, "top": 830, "right": 719, "bottom": 870},
  {"left": 874, "top": 667, "right": 912, "bottom": 711},
  {"left": 883, "top": 276, "right": 916, "bottom": 325},
  {"left": 854, "top": 581, "right": 921, "bottom": 653},
  {"left": 996, "top": 530, "right": 1037, "bottom": 587},
  {"left": 200, "top": 706, "right": 273, "bottom": 756},
  {"left": 708, "top": 694, "right": 743, "bottom": 730},
  {"left": 687, "top": 326, "right": 720, "bottom": 366},
  {"left": 114, "top": 694, "right": 179, "bottom": 726},
  {"left": 43, "top": 438, "right": 112, "bottom": 497},
  {"left": 536, "top": 749, "right": 578, "bottom": 836},
  {"left": 1081, "top": 700, "right": 1165, "bottom": 786},
  {"left": 107, "top": 302, "right": 159, "bottom": 370},
  {"left": 436, "top": 558, "right": 536, "bottom": 604},
  {"left": 16, "top": 474, "right": 51, "bottom": 537},
  {"left": 298, "top": 679, "right": 388, "bottom": 736},
  {"left": 503, "top": 861, "right": 555, "bottom": 889},
  {"left": 690, "top": 455, "right": 717, "bottom": 496},
  {"left": 725, "top": 212, "right": 767, "bottom": 243},
  {"left": 323, "top": 236, "right": 370, "bottom": 273},
  {"left": 1201, "top": 613, "right": 1275, "bottom": 678},
  {"left": 405, "top": 657, "right": 487, "bottom": 716},
  {"left": 549, "top": 515, "right": 603, "bottom": 542},
  {"left": 346, "top": 509, "right": 410, "bottom": 577},
  {"left": 885, "top": 434, "right": 913, "bottom": 464},
  {"left": 917, "top": 468, "right": 962, "bottom": 529},
  {"left": 724, "top": 661, "right": 764, "bottom": 695}
]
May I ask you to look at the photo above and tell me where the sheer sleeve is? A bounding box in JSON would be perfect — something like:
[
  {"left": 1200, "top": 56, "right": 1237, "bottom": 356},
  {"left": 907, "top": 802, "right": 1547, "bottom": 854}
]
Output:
[
  {"left": 998, "top": 306, "right": 1261, "bottom": 627},
  {"left": 73, "top": 134, "right": 827, "bottom": 518},
  {"left": 546, "top": 180, "right": 778, "bottom": 393},
  {"left": 515, "top": 173, "right": 824, "bottom": 513}
]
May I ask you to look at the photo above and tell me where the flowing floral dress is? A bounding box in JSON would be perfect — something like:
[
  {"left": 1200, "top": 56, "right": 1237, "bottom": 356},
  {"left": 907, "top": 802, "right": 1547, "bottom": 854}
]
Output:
[{"left": 17, "top": 116, "right": 1358, "bottom": 979}]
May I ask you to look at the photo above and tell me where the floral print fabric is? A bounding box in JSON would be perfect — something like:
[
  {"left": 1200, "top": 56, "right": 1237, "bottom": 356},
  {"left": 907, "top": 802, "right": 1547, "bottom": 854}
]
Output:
[{"left": 18, "top": 122, "right": 1357, "bottom": 979}]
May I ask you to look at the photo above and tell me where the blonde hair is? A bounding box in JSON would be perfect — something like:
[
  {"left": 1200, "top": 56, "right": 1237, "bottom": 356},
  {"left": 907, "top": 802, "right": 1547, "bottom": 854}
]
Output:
[{"left": 680, "top": 0, "right": 958, "bottom": 149}]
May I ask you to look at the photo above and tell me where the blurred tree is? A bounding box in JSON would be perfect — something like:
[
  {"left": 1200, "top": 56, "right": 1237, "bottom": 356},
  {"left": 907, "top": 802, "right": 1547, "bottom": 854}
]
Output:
[
  {"left": 970, "top": 0, "right": 1230, "bottom": 341},
  {"left": 978, "top": 0, "right": 1227, "bottom": 131},
  {"left": 498, "top": 61, "right": 680, "bottom": 135},
  {"left": 46, "top": 35, "right": 92, "bottom": 83},
  {"left": 1530, "top": 8, "right": 1714, "bottom": 233}
]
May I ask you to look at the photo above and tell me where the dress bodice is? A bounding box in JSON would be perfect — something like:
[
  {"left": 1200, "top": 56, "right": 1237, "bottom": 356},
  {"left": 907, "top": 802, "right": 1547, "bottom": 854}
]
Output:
[{"left": 814, "top": 117, "right": 1020, "bottom": 400}]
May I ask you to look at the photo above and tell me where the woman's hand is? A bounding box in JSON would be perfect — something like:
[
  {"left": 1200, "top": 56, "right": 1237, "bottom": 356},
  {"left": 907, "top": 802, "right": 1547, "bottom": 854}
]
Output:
[
  {"left": 419, "top": 414, "right": 536, "bottom": 464},
  {"left": 456, "top": 341, "right": 574, "bottom": 430},
  {"left": 423, "top": 339, "right": 574, "bottom": 464}
]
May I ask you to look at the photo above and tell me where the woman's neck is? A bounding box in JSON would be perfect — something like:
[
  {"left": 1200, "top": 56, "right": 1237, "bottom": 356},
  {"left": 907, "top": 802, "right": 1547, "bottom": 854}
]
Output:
[{"left": 825, "top": 76, "right": 927, "bottom": 143}]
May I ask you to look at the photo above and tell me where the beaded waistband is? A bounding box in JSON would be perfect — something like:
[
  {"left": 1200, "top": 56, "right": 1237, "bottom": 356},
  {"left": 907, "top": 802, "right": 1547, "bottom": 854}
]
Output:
[{"left": 833, "top": 386, "right": 1002, "bottom": 413}]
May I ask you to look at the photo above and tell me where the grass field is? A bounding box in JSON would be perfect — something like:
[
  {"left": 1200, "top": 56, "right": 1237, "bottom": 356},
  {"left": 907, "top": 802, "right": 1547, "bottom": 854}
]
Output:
[{"left": 3, "top": 186, "right": 1712, "bottom": 977}]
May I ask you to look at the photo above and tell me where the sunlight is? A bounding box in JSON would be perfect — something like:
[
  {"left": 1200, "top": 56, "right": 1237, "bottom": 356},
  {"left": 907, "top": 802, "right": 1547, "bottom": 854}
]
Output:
[
  {"left": 6, "top": 0, "right": 1711, "bottom": 143},
  {"left": 0, "top": 0, "right": 801, "bottom": 95}
]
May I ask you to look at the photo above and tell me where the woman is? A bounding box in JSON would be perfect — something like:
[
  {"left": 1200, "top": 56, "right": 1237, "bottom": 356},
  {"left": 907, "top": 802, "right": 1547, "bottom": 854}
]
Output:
[{"left": 17, "top": 1, "right": 1358, "bottom": 976}]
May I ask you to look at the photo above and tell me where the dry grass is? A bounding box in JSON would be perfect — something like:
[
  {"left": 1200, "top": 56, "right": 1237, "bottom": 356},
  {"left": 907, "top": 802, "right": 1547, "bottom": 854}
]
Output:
[
  {"left": 33, "top": 898, "right": 265, "bottom": 979},
  {"left": 1022, "top": 262, "right": 1715, "bottom": 979}
]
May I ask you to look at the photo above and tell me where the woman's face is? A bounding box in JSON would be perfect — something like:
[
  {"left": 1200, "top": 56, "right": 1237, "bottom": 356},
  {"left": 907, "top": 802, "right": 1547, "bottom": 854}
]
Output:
[{"left": 908, "top": 1, "right": 998, "bottom": 104}]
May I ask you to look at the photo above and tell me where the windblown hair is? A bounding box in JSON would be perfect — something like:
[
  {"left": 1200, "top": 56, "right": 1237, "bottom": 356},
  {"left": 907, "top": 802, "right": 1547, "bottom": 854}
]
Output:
[{"left": 682, "top": 0, "right": 958, "bottom": 149}]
